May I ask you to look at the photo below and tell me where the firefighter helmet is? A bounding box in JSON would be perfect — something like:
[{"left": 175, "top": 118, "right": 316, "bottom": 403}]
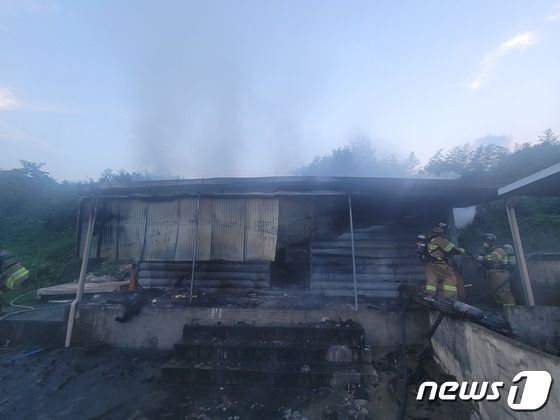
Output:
[
  {"left": 482, "top": 233, "right": 497, "bottom": 244},
  {"left": 432, "top": 222, "right": 449, "bottom": 233}
]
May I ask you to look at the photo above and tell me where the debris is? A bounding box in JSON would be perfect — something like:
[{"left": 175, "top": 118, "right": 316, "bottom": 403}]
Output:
[
  {"left": 300, "top": 364, "right": 311, "bottom": 373},
  {"left": 88, "top": 402, "right": 124, "bottom": 420},
  {"left": 115, "top": 293, "right": 149, "bottom": 323},
  {"left": 1, "top": 347, "right": 44, "bottom": 366},
  {"left": 56, "top": 375, "right": 76, "bottom": 391},
  {"left": 281, "top": 408, "right": 308, "bottom": 420},
  {"left": 247, "top": 290, "right": 257, "bottom": 298},
  {"left": 325, "top": 345, "right": 353, "bottom": 363}
]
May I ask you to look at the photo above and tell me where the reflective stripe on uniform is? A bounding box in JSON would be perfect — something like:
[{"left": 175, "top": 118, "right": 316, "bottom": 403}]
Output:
[
  {"left": 443, "top": 243, "right": 455, "bottom": 252},
  {"left": 425, "top": 285, "right": 437, "bottom": 291},
  {"left": 442, "top": 284, "right": 457, "bottom": 292},
  {"left": 5, "top": 267, "right": 29, "bottom": 289}
]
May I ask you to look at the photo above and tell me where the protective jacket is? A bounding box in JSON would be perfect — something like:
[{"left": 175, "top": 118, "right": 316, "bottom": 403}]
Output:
[
  {"left": 426, "top": 236, "right": 465, "bottom": 262},
  {"left": 424, "top": 234, "right": 465, "bottom": 298},
  {"left": 0, "top": 250, "right": 29, "bottom": 291},
  {"left": 483, "top": 246, "right": 509, "bottom": 271}
]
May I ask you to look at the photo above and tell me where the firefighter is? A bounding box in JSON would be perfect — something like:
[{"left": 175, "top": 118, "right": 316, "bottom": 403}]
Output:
[
  {"left": 423, "top": 222, "right": 466, "bottom": 299},
  {"left": 0, "top": 250, "right": 29, "bottom": 309},
  {"left": 476, "top": 234, "right": 515, "bottom": 306}
]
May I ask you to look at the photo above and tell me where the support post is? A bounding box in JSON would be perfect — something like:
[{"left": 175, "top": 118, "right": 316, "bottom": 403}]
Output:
[
  {"left": 506, "top": 200, "right": 535, "bottom": 306},
  {"left": 65, "top": 201, "right": 97, "bottom": 348},
  {"left": 348, "top": 195, "right": 358, "bottom": 311},
  {"left": 189, "top": 195, "right": 201, "bottom": 304}
]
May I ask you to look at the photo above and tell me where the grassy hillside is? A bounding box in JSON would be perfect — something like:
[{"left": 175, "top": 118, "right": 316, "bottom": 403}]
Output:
[{"left": 0, "top": 164, "right": 82, "bottom": 297}]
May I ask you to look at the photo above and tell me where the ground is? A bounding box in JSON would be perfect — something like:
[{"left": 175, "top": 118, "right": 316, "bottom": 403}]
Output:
[{"left": 0, "top": 345, "right": 475, "bottom": 420}]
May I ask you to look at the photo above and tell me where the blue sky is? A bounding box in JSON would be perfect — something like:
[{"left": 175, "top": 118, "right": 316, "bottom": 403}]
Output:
[{"left": 1, "top": 0, "right": 559, "bottom": 180}]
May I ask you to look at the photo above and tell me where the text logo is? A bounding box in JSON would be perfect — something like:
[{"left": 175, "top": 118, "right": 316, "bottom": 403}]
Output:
[{"left": 416, "top": 371, "right": 552, "bottom": 411}]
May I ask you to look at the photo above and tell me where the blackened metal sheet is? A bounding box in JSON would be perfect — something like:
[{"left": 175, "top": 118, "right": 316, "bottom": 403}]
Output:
[
  {"left": 310, "top": 224, "right": 426, "bottom": 297},
  {"left": 195, "top": 198, "right": 213, "bottom": 261},
  {"left": 118, "top": 199, "right": 147, "bottom": 260},
  {"left": 173, "top": 198, "right": 198, "bottom": 261},
  {"left": 99, "top": 200, "right": 119, "bottom": 259},
  {"left": 79, "top": 197, "right": 280, "bottom": 262},
  {"left": 278, "top": 197, "right": 313, "bottom": 246},
  {"left": 211, "top": 199, "right": 246, "bottom": 261},
  {"left": 244, "top": 198, "right": 279, "bottom": 261},
  {"left": 143, "top": 201, "right": 180, "bottom": 261}
]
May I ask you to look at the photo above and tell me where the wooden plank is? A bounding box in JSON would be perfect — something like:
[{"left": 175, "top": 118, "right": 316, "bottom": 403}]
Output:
[
  {"left": 38, "top": 281, "right": 129, "bottom": 297},
  {"left": 506, "top": 201, "right": 535, "bottom": 305}
]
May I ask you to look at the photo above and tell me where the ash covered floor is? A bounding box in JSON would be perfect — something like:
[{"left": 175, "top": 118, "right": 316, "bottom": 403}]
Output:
[{"left": 0, "top": 345, "right": 474, "bottom": 420}]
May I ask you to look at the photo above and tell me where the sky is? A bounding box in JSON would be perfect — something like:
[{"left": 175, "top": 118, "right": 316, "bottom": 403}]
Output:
[{"left": 0, "top": 0, "right": 559, "bottom": 180}]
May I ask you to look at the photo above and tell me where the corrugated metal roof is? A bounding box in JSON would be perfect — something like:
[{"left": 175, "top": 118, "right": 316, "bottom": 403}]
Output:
[{"left": 91, "top": 176, "right": 498, "bottom": 208}]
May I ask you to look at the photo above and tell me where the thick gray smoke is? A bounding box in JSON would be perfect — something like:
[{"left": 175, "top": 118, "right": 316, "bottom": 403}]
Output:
[
  {"left": 103, "top": 3, "right": 415, "bottom": 178},
  {"left": 109, "top": 3, "right": 323, "bottom": 178}
]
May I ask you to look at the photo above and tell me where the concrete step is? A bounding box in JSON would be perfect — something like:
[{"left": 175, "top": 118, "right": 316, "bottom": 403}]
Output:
[
  {"left": 182, "top": 323, "right": 365, "bottom": 348},
  {"left": 161, "top": 359, "right": 376, "bottom": 388},
  {"left": 174, "top": 337, "right": 364, "bottom": 364}
]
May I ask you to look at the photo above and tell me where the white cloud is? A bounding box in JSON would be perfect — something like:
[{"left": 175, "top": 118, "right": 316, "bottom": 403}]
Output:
[
  {"left": 470, "top": 31, "right": 536, "bottom": 90},
  {"left": 0, "top": 87, "right": 17, "bottom": 109},
  {"left": 499, "top": 32, "right": 535, "bottom": 51}
]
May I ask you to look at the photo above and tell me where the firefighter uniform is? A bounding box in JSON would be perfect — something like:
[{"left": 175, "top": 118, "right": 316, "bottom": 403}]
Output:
[
  {"left": 424, "top": 232, "right": 465, "bottom": 298},
  {"left": 0, "top": 250, "right": 29, "bottom": 304},
  {"left": 483, "top": 246, "right": 515, "bottom": 305}
]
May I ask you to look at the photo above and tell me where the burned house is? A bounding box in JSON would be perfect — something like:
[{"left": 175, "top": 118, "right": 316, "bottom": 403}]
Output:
[
  {"left": 76, "top": 176, "right": 497, "bottom": 301},
  {"left": 4, "top": 175, "right": 560, "bottom": 419}
]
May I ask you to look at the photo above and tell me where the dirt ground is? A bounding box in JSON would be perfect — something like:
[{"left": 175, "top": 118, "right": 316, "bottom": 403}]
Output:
[{"left": 0, "top": 345, "right": 475, "bottom": 420}]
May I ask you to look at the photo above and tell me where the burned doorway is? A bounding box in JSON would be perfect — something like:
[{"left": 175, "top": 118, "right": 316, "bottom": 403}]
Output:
[{"left": 270, "top": 197, "right": 314, "bottom": 289}]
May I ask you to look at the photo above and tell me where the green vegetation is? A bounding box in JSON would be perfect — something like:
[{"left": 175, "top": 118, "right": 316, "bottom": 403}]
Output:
[
  {"left": 0, "top": 162, "right": 83, "bottom": 299},
  {"left": 1, "top": 130, "right": 559, "bottom": 295}
]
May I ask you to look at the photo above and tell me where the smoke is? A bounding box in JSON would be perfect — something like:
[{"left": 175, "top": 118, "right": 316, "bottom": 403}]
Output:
[
  {"left": 107, "top": 3, "right": 328, "bottom": 178},
  {"left": 103, "top": 2, "right": 413, "bottom": 179},
  {"left": 124, "top": 9, "right": 246, "bottom": 178},
  {"left": 453, "top": 206, "right": 477, "bottom": 229}
]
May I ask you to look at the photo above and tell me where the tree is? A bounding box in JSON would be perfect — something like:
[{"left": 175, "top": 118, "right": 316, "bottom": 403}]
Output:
[
  {"left": 293, "top": 139, "right": 416, "bottom": 177},
  {"left": 538, "top": 128, "right": 559, "bottom": 145},
  {"left": 19, "top": 161, "right": 50, "bottom": 178}
]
